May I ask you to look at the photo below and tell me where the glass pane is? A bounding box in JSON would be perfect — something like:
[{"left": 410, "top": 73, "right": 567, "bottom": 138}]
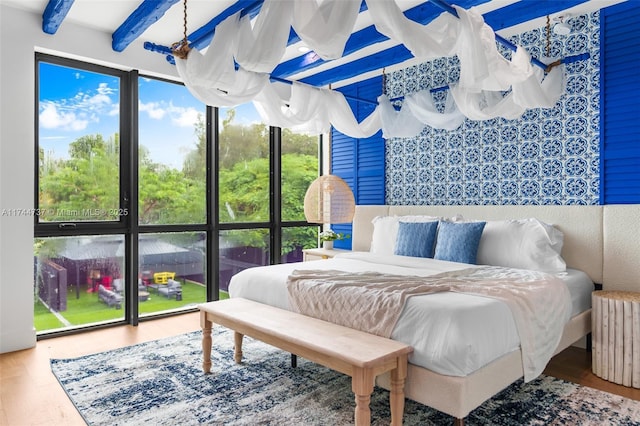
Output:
[
  {"left": 38, "top": 62, "right": 121, "bottom": 222},
  {"left": 138, "top": 232, "right": 206, "bottom": 317},
  {"left": 281, "top": 226, "right": 319, "bottom": 263},
  {"left": 218, "top": 104, "right": 269, "bottom": 223},
  {"left": 34, "top": 235, "right": 126, "bottom": 334},
  {"left": 219, "top": 229, "right": 269, "bottom": 298},
  {"left": 138, "top": 78, "right": 207, "bottom": 225},
  {"left": 281, "top": 130, "right": 319, "bottom": 222}
]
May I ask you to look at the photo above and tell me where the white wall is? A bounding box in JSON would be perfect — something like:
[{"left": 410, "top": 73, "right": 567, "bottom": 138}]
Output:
[{"left": 0, "top": 5, "right": 180, "bottom": 353}]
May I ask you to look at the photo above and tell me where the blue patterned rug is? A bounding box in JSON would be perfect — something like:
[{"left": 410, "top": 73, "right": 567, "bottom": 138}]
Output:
[{"left": 51, "top": 328, "right": 639, "bottom": 425}]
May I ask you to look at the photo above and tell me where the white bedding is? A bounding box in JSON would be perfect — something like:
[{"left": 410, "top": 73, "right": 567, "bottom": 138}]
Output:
[{"left": 228, "top": 251, "right": 593, "bottom": 378}]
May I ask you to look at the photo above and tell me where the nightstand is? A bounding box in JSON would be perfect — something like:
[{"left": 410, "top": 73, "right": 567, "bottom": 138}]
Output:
[
  {"left": 592, "top": 290, "right": 640, "bottom": 388},
  {"left": 302, "top": 248, "right": 349, "bottom": 261}
]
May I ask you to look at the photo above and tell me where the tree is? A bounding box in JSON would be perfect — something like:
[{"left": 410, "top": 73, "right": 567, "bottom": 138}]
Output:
[
  {"left": 138, "top": 164, "right": 205, "bottom": 224},
  {"left": 282, "top": 128, "right": 319, "bottom": 156},
  {"left": 39, "top": 134, "right": 120, "bottom": 221},
  {"left": 39, "top": 110, "right": 319, "bottom": 251},
  {"left": 219, "top": 109, "right": 269, "bottom": 169},
  {"left": 182, "top": 114, "right": 207, "bottom": 181}
]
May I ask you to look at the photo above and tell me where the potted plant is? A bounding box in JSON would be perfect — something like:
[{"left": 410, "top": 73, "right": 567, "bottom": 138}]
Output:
[{"left": 319, "top": 229, "right": 349, "bottom": 250}]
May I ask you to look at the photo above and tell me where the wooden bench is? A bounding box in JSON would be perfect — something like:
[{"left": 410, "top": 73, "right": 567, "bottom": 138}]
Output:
[{"left": 199, "top": 298, "right": 413, "bottom": 426}]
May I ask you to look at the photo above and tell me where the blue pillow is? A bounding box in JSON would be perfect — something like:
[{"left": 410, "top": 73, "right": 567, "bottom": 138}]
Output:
[
  {"left": 394, "top": 221, "right": 438, "bottom": 258},
  {"left": 434, "top": 221, "right": 487, "bottom": 264}
]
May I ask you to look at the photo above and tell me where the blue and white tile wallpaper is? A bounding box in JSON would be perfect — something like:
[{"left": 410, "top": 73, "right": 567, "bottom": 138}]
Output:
[{"left": 384, "top": 12, "right": 600, "bottom": 206}]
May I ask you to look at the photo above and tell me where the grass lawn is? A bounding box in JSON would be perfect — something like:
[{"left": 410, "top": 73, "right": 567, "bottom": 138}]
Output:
[{"left": 34, "top": 280, "right": 226, "bottom": 333}]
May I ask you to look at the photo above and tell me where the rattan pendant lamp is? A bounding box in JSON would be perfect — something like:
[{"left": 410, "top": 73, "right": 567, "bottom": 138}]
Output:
[
  {"left": 303, "top": 129, "right": 355, "bottom": 225},
  {"left": 303, "top": 174, "right": 355, "bottom": 224}
]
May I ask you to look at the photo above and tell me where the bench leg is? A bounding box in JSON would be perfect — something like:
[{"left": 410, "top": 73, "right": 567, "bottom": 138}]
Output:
[
  {"left": 234, "top": 331, "right": 244, "bottom": 364},
  {"left": 200, "top": 311, "right": 212, "bottom": 373},
  {"left": 389, "top": 354, "right": 408, "bottom": 426},
  {"left": 352, "top": 367, "right": 375, "bottom": 426}
]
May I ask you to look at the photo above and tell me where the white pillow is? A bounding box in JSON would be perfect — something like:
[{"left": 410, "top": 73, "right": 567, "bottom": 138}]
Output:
[
  {"left": 370, "top": 215, "right": 441, "bottom": 255},
  {"left": 476, "top": 218, "right": 566, "bottom": 272}
]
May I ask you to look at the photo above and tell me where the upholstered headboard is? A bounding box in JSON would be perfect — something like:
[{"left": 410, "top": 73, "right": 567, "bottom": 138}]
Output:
[{"left": 351, "top": 204, "right": 640, "bottom": 292}]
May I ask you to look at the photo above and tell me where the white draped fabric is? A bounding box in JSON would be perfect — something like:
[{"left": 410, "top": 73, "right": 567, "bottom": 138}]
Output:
[
  {"left": 175, "top": 0, "right": 569, "bottom": 138},
  {"left": 450, "top": 65, "right": 565, "bottom": 121},
  {"left": 454, "top": 7, "right": 534, "bottom": 92},
  {"left": 253, "top": 81, "right": 382, "bottom": 138},
  {"left": 404, "top": 90, "right": 465, "bottom": 131},
  {"left": 253, "top": 82, "right": 330, "bottom": 134},
  {"left": 377, "top": 90, "right": 465, "bottom": 138},
  {"left": 513, "top": 65, "right": 566, "bottom": 109},
  {"left": 366, "top": 0, "right": 459, "bottom": 60},
  {"left": 175, "top": 13, "right": 268, "bottom": 107},
  {"left": 235, "top": 0, "right": 294, "bottom": 73},
  {"left": 378, "top": 95, "right": 426, "bottom": 139},
  {"left": 292, "top": 0, "right": 361, "bottom": 60}
]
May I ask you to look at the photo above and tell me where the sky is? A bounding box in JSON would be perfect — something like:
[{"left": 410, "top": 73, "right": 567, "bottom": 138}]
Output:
[{"left": 38, "top": 61, "right": 262, "bottom": 170}]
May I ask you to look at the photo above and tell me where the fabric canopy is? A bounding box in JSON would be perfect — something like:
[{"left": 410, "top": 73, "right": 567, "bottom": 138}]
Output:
[{"left": 175, "top": 0, "right": 567, "bottom": 138}]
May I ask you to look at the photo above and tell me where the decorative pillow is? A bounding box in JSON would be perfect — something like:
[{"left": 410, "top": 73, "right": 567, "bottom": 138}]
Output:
[
  {"left": 394, "top": 221, "right": 438, "bottom": 258},
  {"left": 370, "top": 215, "right": 441, "bottom": 255},
  {"left": 370, "top": 216, "right": 400, "bottom": 255},
  {"left": 434, "top": 221, "right": 486, "bottom": 264},
  {"left": 476, "top": 218, "right": 566, "bottom": 272}
]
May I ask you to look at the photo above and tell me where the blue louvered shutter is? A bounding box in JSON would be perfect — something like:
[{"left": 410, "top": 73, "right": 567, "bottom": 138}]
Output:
[
  {"left": 331, "top": 76, "right": 385, "bottom": 249},
  {"left": 600, "top": 2, "right": 640, "bottom": 204}
]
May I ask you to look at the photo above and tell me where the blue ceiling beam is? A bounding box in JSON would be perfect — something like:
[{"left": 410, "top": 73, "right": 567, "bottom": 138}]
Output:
[
  {"left": 143, "top": 0, "right": 264, "bottom": 58},
  {"left": 183, "top": 0, "right": 264, "bottom": 51},
  {"left": 42, "top": 0, "right": 74, "bottom": 34},
  {"left": 286, "top": 1, "right": 368, "bottom": 46},
  {"left": 482, "top": 0, "right": 591, "bottom": 30},
  {"left": 299, "top": 0, "right": 592, "bottom": 87},
  {"left": 146, "top": 0, "right": 369, "bottom": 61},
  {"left": 273, "top": 0, "right": 489, "bottom": 79},
  {"left": 113, "top": 0, "right": 181, "bottom": 52},
  {"left": 300, "top": 44, "right": 413, "bottom": 87}
]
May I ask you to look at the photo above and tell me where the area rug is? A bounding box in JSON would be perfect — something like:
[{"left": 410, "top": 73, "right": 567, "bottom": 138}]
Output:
[{"left": 51, "top": 328, "right": 640, "bottom": 426}]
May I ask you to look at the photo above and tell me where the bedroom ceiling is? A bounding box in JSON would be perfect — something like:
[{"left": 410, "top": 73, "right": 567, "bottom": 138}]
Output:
[{"left": 4, "top": 0, "right": 626, "bottom": 88}]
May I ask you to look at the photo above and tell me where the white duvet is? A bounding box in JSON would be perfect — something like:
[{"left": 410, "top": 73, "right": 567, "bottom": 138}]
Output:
[{"left": 228, "top": 251, "right": 593, "bottom": 378}]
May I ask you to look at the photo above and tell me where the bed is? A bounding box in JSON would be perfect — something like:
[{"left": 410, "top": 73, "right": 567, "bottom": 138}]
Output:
[{"left": 227, "top": 204, "right": 634, "bottom": 424}]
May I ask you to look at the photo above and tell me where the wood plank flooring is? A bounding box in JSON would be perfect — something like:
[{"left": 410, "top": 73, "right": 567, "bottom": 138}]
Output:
[{"left": 1, "top": 311, "right": 638, "bottom": 425}]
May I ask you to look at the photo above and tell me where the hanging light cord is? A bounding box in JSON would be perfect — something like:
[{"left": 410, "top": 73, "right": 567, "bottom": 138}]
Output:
[
  {"left": 171, "top": 0, "right": 191, "bottom": 59},
  {"left": 545, "top": 15, "right": 551, "bottom": 57}
]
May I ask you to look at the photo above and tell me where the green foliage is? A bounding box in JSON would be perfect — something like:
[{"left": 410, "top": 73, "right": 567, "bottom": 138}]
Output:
[
  {"left": 281, "top": 154, "right": 318, "bottom": 221},
  {"left": 282, "top": 128, "right": 319, "bottom": 156},
  {"left": 217, "top": 156, "right": 316, "bottom": 222},
  {"left": 139, "top": 164, "right": 205, "bottom": 224},
  {"left": 319, "top": 229, "right": 351, "bottom": 242},
  {"left": 38, "top": 108, "right": 319, "bottom": 250},
  {"left": 182, "top": 115, "right": 207, "bottom": 181},
  {"left": 40, "top": 134, "right": 120, "bottom": 221},
  {"left": 219, "top": 109, "right": 269, "bottom": 170},
  {"left": 281, "top": 226, "right": 319, "bottom": 256}
]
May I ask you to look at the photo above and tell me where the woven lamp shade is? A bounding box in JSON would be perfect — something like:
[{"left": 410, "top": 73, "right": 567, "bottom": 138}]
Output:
[{"left": 303, "top": 174, "right": 355, "bottom": 224}]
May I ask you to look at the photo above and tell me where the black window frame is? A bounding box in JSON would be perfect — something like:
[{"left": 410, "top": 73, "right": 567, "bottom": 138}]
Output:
[{"left": 34, "top": 53, "right": 320, "bottom": 338}]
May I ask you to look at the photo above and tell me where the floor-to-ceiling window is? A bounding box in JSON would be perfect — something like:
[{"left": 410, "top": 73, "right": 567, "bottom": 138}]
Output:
[
  {"left": 216, "top": 105, "right": 320, "bottom": 295},
  {"left": 280, "top": 128, "right": 322, "bottom": 262},
  {"left": 137, "top": 77, "right": 208, "bottom": 317},
  {"left": 35, "top": 55, "right": 132, "bottom": 333},
  {"left": 35, "top": 54, "right": 320, "bottom": 336}
]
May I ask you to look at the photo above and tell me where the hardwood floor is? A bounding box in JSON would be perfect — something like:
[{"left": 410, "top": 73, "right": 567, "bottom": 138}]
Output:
[{"left": 1, "top": 312, "right": 638, "bottom": 425}]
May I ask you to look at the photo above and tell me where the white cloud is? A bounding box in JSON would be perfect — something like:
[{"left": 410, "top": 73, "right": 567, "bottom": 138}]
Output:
[
  {"left": 171, "top": 106, "right": 200, "bottom": 127},
  {"left": 139, "top": 101, "right": 166, "bottom": 120},
  {"left": 140, "top": 101, "right": 201, "bottom": 127},
  {"left": 39, "top": 81, "right": 119, "bottom": 131},
  {"left": 39, "top": 102, "right": 88, "bottom": 131}
]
